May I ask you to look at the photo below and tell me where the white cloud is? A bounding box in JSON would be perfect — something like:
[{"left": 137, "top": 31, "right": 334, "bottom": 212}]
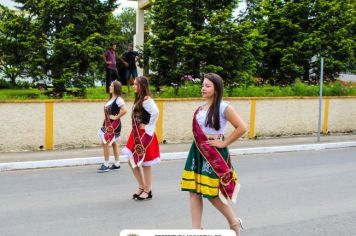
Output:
[
  {"left": 115, "top": 0, "right": 137, "bottom": 15},
  {"left": 1, "top": 0, "right": 18, "bottom": 9}
]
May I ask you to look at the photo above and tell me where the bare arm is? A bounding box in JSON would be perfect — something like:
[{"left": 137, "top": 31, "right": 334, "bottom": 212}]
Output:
[
  {"left": 222, "top": 105, "right": 247, "bottom": 147},
  {"left": 109, "top": 105, "right": 127, "bottom": 120},
  {"left": 206, "top": 105, "right": 247, "bottom": 148},
  {"left": 135, "top": 54, "right": 142, "bottom": 63},
  {"left": 120, "top": 54, "right": 128, "bottom": 67},
  {"left": 117, "top": 105, "right": 127, "bottom": 119},
  {"left": 102, "top": 52, "right": 112, "bottom": 65}
]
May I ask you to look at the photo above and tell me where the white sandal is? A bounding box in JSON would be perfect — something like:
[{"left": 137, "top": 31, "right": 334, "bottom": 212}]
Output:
[{"left": 230, "top": 218, "right": 243, "bottom": 236}]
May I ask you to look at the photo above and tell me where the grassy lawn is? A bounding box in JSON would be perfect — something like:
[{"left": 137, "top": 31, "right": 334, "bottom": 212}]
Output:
[
  {"left": 0, "top": 89, "right": 48, "bottom": 100},
  {"left": 0, "top": 82, "right": 355, "bottom": 101},
  {"left": 86, "top": 86, "right": 137, "bottom": 100}
]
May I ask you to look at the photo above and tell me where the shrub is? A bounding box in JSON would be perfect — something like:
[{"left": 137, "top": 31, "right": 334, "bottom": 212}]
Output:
[{"left": 0, "top": 79, "right": 12, "bottom": 89}]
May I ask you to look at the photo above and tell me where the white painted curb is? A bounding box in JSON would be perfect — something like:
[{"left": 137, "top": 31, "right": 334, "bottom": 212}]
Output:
[{"left": 1, "top": 141, "right": 355, "bottom": 171}]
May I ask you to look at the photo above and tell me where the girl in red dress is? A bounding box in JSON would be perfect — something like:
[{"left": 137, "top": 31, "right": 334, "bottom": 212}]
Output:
[{"left": 122, "top": 76, "right": 160, "bottom": 200}]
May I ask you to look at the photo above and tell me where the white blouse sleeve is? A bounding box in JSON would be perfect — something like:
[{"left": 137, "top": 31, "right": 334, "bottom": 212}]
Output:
[
  {"left": 220, "top": 101, "right": 229, "bottom": 119},
  {"left": 143, "top": 98, "right": 159, "bottom": 136},
  {"left": 115, "top": 97, "right": 125, "bottom": 107}
]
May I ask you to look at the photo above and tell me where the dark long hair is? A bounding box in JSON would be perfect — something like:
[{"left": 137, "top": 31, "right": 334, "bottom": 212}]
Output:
[
  {"left": 204, "top": 73, "right": 224, "bottom": 130},
  {"left": 109, "top": 80, "right": 122, "bottom": 99},
  {"left": 133, "top": 76, "right": 152, "bottom": 112}
]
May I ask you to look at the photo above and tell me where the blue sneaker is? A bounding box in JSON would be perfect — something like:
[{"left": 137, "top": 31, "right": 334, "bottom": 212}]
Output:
[
  {"left": 110, "top": 164, "right": 121, "bottom": 170},
  {"left": 97, "top": 164, "right": 110, "bottom": 173}
]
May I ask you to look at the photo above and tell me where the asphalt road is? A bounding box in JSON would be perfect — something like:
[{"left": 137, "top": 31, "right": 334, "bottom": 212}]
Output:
[{"left": 1, "top": 147, "right": 355, "bottom": 236}]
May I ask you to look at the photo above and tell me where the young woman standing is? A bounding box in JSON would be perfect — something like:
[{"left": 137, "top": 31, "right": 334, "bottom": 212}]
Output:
[
  {"left": 97, "top": 80, "right": 127, "bottom": 172},
  {"left": 122, "top": 76, "right": 160, "bottom": 200},
  {"left": 181, "top": 73, "right": 247, "bottom": 235}
]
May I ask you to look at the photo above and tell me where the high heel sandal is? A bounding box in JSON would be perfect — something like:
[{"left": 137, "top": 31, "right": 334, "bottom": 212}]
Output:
[
  {"left": 135, "top": 190, "right": 152, "bottom": 201},
  {"left": 230, "top": 218, "right": 243, "bottom": 236},
  {"left": 132, "top": 188, "right": 144, "bottom": 199}
]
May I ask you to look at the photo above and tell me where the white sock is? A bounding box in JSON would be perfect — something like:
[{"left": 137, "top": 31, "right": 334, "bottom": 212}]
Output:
[
  {"left": 104, "top": 161, "right": 109, "bottom": 167},
  {"left": 114, "top": 161, "right": 120, "bottom": 166}
]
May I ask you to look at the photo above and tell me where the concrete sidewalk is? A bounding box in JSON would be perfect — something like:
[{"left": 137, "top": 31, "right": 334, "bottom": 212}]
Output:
[{"left": 0, "top": 134, "right": 355, "bottom": 171}]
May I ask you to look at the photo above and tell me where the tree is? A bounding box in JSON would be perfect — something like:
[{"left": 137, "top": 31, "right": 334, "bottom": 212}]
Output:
[
  {"left": 0, "top": 5, "right": 41, "bottom": 85},
  {"left": 312, "top": 0, "right": 356, "bottom": 77},
  {"left": 242, "top": 0, "right": 356, "bottom": 84},
  {"left": 145, "top": 0, "right": 261, "bottom": 90},
  {"left": 1, "top": 2, "right": 137, "bottom": 93},
  {"left": 115, "top": 7, "right": 136, "bottom": 49},
  {"left": 11, "top": 0, "right": 120, "bottom": 96}
]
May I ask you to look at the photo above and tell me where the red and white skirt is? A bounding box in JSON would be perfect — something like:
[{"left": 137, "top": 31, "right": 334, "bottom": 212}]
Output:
[{"left": 122, "top": 128, "right": 160, "bottom": 167}]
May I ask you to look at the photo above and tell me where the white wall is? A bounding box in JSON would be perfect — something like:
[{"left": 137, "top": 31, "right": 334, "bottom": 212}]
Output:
[{"left": 0, "top": 97, "right": 355, "bottom": 152}]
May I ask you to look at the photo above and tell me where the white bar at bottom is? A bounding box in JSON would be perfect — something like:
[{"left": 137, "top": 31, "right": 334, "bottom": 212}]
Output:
[{"left": 120, "top": 229, "right": 235, "bottom": 236}]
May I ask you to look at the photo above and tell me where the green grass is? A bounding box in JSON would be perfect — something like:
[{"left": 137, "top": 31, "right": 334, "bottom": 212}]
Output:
[
  {"left": 86, "top": 86, "right": 137, "bottom": 99},
  {"left": 229, "top": 82, "right": 356, "bottom": 97},
  {"left": 85, "top": 87, "right": 111, "bottom": 99},
  {"left": 1, "top": 82, "right": 355, "bottom": 100},
  {"left": 0, "top": 89, "right": 47, "bottom": 100}
]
